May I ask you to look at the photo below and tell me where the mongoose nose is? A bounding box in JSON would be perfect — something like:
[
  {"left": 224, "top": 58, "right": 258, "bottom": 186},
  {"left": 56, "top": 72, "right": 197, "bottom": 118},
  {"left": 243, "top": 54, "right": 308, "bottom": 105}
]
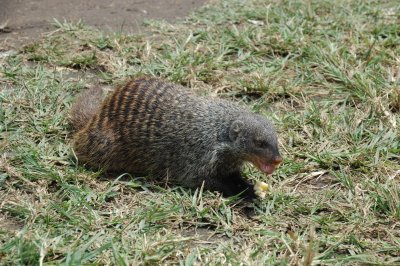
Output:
[{"left": 273, "top": 157, "right": 283, "bottom": 165}]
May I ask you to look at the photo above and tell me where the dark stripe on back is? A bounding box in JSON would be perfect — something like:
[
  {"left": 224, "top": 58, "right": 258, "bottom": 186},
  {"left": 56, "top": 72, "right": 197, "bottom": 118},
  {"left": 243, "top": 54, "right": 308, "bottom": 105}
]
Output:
[
  {"left": 119, "top": 79, "right": 150, "bottom": 142},
  {"left": 97, "top": 85, "right": 120, "bottom": 128},
  {"left": 114, "top": 81, "right": 133, "bottom": 119},
  {"left": 139, "top": 80, "right": 167, "bottom": 138},
  {"left": 151, "top": 81, "right": 176, "bottom": 138}
]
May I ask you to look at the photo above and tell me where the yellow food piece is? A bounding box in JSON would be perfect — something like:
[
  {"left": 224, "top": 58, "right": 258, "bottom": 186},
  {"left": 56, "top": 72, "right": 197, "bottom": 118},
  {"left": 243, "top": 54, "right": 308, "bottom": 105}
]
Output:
[
  {"left": 258, "top": 182, "right": 269, "bottom": 191},
  {"left": 254, "top": 181, "right": 269, "bottom": 199}
]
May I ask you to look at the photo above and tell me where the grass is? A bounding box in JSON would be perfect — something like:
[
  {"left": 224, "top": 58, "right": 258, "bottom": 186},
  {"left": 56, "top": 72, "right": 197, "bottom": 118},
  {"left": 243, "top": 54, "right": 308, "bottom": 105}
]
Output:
[{"left": 0, "top": 0, "right": 399, "bottom": 264}]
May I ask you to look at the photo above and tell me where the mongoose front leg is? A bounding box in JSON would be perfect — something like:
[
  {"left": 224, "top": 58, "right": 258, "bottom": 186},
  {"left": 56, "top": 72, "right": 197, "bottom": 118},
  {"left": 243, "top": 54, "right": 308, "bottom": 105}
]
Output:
[
  {"left": 223, "top": 172, "right": 257, "bottom": 200},
  {"left": 202, "top": 172, "right": 256, "bottom": 200}
]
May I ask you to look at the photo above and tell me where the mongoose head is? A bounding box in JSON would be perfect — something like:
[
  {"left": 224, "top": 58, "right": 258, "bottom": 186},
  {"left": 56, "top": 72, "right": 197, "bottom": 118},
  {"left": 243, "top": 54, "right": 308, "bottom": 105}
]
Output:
[{"left": 229, "top": 114, "right": 282, "bottom": 175}]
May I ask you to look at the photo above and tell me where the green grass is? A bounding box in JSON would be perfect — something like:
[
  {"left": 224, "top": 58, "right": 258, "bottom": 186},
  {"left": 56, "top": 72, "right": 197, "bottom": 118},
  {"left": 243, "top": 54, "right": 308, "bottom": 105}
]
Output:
[{"left": 1, "top": 0, "right": 399, "bottom": 264}]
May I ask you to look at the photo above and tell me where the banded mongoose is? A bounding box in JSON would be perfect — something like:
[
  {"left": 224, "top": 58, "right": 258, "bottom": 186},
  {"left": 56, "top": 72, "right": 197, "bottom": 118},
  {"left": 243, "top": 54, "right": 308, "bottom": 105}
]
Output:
[{"left": 70, "top": 77, "right": 282, "bottom": 200}]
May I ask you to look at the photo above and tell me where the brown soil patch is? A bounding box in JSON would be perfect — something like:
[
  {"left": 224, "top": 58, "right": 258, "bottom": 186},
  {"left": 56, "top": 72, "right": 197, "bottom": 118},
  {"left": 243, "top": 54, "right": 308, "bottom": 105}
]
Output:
[{"left": 0, "top": 0, "right": 207, "bottom": 47}]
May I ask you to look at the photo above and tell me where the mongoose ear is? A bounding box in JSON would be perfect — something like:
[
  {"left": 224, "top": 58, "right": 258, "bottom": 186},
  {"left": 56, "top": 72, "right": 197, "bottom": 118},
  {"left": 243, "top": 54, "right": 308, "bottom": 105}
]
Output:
[{"left": 229, "top": 120, "right": 244, "bottom": 142}]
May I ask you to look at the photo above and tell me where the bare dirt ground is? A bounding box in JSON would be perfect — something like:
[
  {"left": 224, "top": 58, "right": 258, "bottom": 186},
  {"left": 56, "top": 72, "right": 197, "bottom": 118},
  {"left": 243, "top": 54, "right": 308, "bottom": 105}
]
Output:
[{"left": 0, "top": 0, "right": 207, "bottom": 47}]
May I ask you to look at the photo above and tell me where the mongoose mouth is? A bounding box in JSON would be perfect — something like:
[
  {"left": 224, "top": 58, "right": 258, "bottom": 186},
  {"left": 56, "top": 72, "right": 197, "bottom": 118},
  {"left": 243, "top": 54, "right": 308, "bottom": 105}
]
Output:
[{"left": 250, "top": 156, "right": 282, "bottom": 175}]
